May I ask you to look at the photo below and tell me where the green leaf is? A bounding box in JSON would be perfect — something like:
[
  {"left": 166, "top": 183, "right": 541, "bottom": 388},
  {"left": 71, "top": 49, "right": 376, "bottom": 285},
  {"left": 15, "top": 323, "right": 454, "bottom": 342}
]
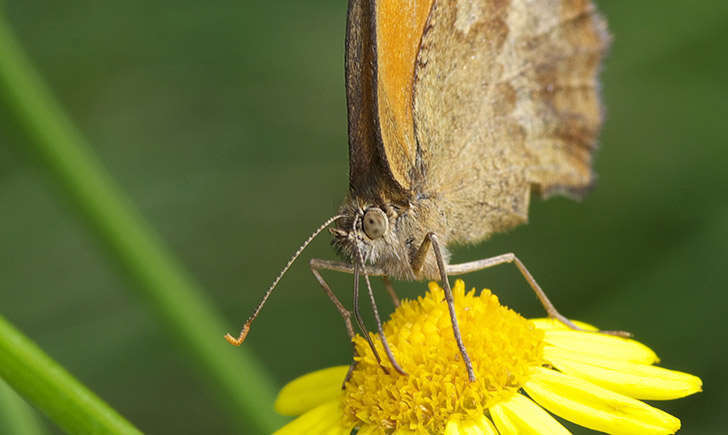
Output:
[{"left": 0, "top": 316, "right": 140, "bottom": 434}]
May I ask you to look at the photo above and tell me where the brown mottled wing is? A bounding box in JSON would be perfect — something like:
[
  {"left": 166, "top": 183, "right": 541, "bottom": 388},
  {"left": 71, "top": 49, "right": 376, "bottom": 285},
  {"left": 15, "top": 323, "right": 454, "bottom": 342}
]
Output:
[{"left": 413, "top": 0, "right": 609, "bottom": 244}]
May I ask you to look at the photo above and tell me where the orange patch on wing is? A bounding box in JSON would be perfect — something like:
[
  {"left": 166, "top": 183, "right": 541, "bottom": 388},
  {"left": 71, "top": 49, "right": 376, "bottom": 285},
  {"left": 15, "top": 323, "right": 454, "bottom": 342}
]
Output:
[{"left": 375, "top": 0, "right": 435, "bottom": 182}]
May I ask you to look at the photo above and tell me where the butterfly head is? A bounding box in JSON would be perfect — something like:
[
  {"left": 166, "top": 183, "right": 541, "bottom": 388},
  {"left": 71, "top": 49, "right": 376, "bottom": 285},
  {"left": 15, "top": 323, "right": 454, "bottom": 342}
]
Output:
[
  {"left": 331, "top": 195, "right": 444, "bottom": 280},
  {"left": 330, "top": 199, "right": 403, "bottom": 271}
]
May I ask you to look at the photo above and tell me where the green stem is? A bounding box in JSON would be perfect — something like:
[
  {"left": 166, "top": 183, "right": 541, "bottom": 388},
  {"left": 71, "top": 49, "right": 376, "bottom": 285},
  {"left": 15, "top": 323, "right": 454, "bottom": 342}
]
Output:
[
  {"left": 0, "top": 13, "right": 282, "bottom": 434},
  {"left": 0, "top": 316, "right": 140, "bottom": 434}
]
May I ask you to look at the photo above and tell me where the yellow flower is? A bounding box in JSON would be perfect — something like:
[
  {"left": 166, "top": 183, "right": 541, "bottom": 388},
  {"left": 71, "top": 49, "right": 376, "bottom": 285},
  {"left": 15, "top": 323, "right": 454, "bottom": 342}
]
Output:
[{"left": 274, "top": 280, "right": 702, "bottom": 434}]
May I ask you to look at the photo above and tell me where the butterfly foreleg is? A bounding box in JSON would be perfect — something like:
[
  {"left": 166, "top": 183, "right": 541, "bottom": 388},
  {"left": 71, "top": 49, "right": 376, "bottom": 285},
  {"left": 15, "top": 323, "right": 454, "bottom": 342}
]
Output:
[
  {"left": 381, "top": 276, "right": 400, "bottom": 307},
  {"left": 411, "top": 233, "right": 477, "bottom": 382},
  {"left": 309, "top": 258, "right": 406, "bottom": 376},
  {"left": 309, "top": 258, "right": 357, "bottom": 340}
]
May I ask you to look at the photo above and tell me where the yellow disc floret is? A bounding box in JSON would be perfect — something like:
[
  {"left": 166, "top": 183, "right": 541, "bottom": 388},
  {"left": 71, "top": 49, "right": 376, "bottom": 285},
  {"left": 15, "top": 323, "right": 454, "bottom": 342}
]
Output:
[{"left": 343, "top": 280, "right": 544, "bottom": 433}]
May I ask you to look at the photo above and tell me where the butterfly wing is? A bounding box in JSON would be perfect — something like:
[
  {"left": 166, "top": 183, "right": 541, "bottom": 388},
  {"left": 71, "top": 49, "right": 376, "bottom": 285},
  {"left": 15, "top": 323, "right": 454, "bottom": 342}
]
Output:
[
  {"left": 345, "top": 0, "right": 382, "bottom": 197},
  {"left": 412, "top": 0, "right": 609, "bottom": 244},
  {"left": 345, "top": 0, "right": 434, "bottom": 200}
]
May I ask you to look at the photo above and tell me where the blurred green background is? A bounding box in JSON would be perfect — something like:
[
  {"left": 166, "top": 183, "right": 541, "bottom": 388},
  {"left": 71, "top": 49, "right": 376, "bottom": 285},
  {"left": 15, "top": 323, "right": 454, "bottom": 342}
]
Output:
[{"left": 1, "top": 0, "right": 726, "bottom": 433}]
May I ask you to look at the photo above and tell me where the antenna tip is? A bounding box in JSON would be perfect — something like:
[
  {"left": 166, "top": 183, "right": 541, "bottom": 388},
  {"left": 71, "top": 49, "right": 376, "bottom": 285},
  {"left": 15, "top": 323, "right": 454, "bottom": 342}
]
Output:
[{"left": 224, "top": 324, "right": 250, "bottom": 346}]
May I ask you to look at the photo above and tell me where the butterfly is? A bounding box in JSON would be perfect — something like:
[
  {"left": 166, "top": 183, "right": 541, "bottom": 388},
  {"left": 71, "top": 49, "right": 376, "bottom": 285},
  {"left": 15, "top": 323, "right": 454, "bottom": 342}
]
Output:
[{"left": 227, "top": 0, "right": 613, "bottom": 381}]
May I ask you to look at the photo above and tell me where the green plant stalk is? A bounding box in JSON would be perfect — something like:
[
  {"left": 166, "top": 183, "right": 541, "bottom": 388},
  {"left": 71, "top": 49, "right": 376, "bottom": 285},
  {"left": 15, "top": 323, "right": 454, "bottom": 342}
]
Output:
[
  {"left": 0, "top": 14, "right": 282, "bottom": 433},
  {"left": 0, "top": 316, "right": 141, "bottom": 434},
  {"left": 0, "top": 378, "right": 47, "bottom": 435}
]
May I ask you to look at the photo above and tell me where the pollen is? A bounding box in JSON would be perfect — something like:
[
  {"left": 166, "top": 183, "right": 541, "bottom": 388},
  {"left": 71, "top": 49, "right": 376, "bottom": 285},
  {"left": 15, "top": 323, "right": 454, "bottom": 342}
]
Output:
[{"left": 343, "top": 280, "right": 544, "bottom": 433}]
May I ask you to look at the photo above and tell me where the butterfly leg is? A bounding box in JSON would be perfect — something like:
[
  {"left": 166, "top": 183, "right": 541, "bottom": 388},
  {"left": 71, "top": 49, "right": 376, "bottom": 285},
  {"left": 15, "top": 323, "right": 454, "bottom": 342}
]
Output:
[
  {"left": 411, "top": 233, "right": 476, "bottom": 382},
  {"left": 309, "top": 259, "right": 356, "bottom": 339},
  {"left": 382, "top": 276, "right": 400, "bottom": 307},
  {"left": 355, "top": 266, "right": 407, "bottom": 374},
  {"left": 309, "top": 259, "right": 369, "bottom": 386},
  {"left": 309, "top": 259, "right": 406, "bottom": 377},
  {"left": 446, "top": 253, "right": 630, "bottom": 337},
  {"left": 309, "top": 260, "right": 360, "bottom": 387}
]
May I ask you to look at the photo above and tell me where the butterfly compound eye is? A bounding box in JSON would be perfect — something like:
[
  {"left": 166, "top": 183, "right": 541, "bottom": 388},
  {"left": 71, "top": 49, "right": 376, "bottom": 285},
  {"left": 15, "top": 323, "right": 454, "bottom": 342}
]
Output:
[{"left": 363, "top": 208, "right": 388, "bottom": 239}]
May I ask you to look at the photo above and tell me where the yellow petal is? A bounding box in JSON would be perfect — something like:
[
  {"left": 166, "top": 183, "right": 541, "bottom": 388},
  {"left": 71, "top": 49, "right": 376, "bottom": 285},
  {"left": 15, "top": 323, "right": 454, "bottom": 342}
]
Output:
[
  {"left": 445, "top": 415, "right": 498, "bottom": 435},
  {"left": 477, "top": 415, "right": 499, "bottom": 435},
  {"left": 490, "top": 393, "right": 570, "bottom": 435},
  {"left": 274, "top": 366, "right": 349, "bottom": 416},
  {"left": 544, "top": 347, "right": 702, "bottom": 400},
  {"left": 274, "top": 400, "right": 352, "bottom": 435},
  {"left": 444, "top": 420, "right": 464, "bottom": 435},
  {"left": 531, "top": 318, "right": 598, "bottom": 331},
  {"left": 543, "top": 330, "right": 659, "bottom": 364},
  {"left": 524, "top": 367, "right": 681, "bottom": 435},
  {"left": 445, "top": 418, "right": 494, "bottom": 435}
]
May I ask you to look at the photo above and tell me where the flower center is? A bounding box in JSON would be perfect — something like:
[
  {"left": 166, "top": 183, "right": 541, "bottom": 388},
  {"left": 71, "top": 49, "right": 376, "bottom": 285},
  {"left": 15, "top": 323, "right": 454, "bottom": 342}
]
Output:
[{"left": 343, "top": 280, "right": 544, "bottom": 433}]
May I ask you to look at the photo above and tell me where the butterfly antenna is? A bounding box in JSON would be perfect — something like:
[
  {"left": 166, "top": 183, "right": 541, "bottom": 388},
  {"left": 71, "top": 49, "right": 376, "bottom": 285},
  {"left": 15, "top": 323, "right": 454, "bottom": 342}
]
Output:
[{"left": 225, "top": 214, "right": 345, "bottom": 346}]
